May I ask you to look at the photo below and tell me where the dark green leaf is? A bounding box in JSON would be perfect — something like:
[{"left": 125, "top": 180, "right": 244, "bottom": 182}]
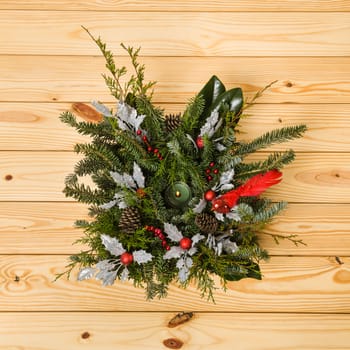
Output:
[{"left": 209, "top": 87, "right": 243, "bottom": 118}]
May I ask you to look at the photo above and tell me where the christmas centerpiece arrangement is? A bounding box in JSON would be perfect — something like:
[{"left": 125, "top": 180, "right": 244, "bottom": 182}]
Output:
[{"left": 59, "top": 28, "right": 306, "bottom": 300}]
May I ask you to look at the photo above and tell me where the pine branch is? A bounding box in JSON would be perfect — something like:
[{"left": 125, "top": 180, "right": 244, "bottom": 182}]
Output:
[
  {"left": 235, "top": 150, "right": 295, "bottom": 180},
  {"left": 235, "top": 125, "right": 307, "bottom": 156},
  {"left": 260, "top": 232, "right": 306, "bottom": 246}
]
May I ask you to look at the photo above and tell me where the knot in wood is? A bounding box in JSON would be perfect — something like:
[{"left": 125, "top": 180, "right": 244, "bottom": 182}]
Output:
[{"left": 163, "top": 338, "right": 183, "bottom": 349}]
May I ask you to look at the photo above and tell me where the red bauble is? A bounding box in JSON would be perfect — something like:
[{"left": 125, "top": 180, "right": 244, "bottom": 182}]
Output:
[
  {"left": 204, "top": 189, "right": 216, "bottom": 201},
  {"left": 179, "top": 237, "right": 192, "bottom": 250},
  {"left": 120, "top": 252, "right": 133, "bottom": 265},
  {"left": 196, "top": 136, "right": 204, "bottom": 149}
]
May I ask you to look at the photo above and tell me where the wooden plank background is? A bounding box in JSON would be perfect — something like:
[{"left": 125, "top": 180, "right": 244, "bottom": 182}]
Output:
[{"left": 0, "top": 1, "right": 349, "bottom": 348}]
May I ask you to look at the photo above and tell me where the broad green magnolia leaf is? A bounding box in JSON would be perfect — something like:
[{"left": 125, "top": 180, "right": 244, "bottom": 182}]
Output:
[
  {"left": 209, "top": 87, "right": 243, "bottom": 118},
  {"left": 198, "top": 75, "right": 226, "bottom": 118}
]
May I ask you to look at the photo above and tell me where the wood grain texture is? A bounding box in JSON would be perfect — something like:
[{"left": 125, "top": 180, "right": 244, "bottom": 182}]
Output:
[
  {"left": 1, "top": 151, "right": 349, "bottom": 203},
  {"left": 1, "top": 202, "right": 349, "bottom": 256},
  {"left": 1, "top": 56, "right": 349, "bottom": 103},
  {"left": 1, "top": 255, "right": 349, "bottom": 312},
  {"left": 1, "top": 11, "right": 350, "bottom": 56},
  {"left": 1, "top": 102, "right": 349, "bottom": 152},
  {"left": 1, "top": 0, "right": 350, "bottom": 12},
  {"left": 1, "top": 312, "right": 350, "bottom": 350}
]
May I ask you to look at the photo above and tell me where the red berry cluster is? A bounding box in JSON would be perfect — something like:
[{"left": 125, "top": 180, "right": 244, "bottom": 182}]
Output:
[
  {"left": 137, "top": 130, "right": 164, "bottom": 160},
  {"left": 145, "top": 225, "right": 170, "bottom": 250},
  {"left": 205, "top": 161, "right": 219, "bottom": 182}
]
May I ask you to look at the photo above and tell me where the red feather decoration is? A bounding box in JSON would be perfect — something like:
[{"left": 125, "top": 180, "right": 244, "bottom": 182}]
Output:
[{"left": 212, "top": 170, "right": 282, "bottom": 214}]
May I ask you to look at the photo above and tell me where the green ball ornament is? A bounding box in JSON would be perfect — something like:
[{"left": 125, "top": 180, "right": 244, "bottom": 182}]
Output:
[{"left": 165, "top": 182, "right": 192, "bottom": 209}]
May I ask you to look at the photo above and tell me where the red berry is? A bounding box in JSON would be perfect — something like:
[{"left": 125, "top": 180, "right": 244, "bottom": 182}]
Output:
[
  {"left": 154, "top": 228, "right": 161, "bottom": 235},
  {"left": 209, "top": 162, "right": 215, "bottom": 167},
  {"left": 207, "top": 175, "right": 213, "bottom": 181},
  {"left": 136, "top": 129, "right": 142, "bottom": 135},
  {"left": 153, "top": 148, "right": 159, "bottom": 154},
  {"left": 120, "top": 252, "right": 133, "bottom": 265},
  {"left": 159, "top": 156, "right": 163, "bottom": 160},
  {"left": 213, "top": 169, "right": 219, "bottom": 174},
  {"left": 142, "top": 135, "right": 148, "bottom": 142},
  {"left": 204, "top": 189, "right": 216, "bottom": 201},
  {"left": 196, "top": 136, "right": 204, "bottom": 149},
  {"left": 166, "top": 245, "right": 171, "bottom": 251},
  {"left": 179, "top": 237, "right": 192, "bottom": 250},
  {"left": 159, "top": 234, "right": 165, "bottom": 240},
  {"left": 149, "top": 226, "right": 155, "bottom": 232},
  {"left": 147, "top": 146, "right": 153, "bottom": 152},
  {"left": 205, "top": 169, "right": 211, "bottom": 174},
  {"left": 162, "top": 240, "right": 167, "bottom": 247}
]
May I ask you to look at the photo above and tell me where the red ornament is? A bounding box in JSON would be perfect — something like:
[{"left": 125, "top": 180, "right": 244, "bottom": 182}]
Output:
[
  {"left": 204, "top": 189, "right": 216, "bottom": 201},
  {"left": 179, "top": 237, "right": 192, "bottom": 250},
  {"left": 196, "top": 136, "right": 204, "bottom": 149},
  {"left": 120, "top": 252, "right": 133, "bottom": 265}
]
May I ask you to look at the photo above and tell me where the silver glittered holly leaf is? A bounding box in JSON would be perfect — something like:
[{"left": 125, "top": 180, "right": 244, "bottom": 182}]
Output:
[
  {"left": 91, "top": 100, "right": 113, "bottom": 117},
  {"left": 120, "top": 268, "right": 129, "bottom": 281},
  {"left": 164, "top": 223, "right": 183, "bottom": 242},
  {"left": 193, "top": 198, "right": 207, "bottom": 214},
  {"left": 95, "top": 270, "right": 118, "bottom": 286},
  {"left": 133, "top": 162, "right": 145, "bottom": 188},
  {"left": 199, "top": 111, "right": 222, "bottom": 138},
  {"left": 164, "top": 246, "right": 184, "bottom": 259},
  {"left": 117, "top": 102, "right": 145, "bottom": 132},
  {"left": 110, "top": 171, "right": 136, "bottom": 190},
  {"left": 77, "top": 267, "right": 95, "bottom": 281},
  {"left": 101, "top": 234, "right": 125, "bottom": 256},
  {"left": 132, "top": 250, "right": 153, "bottom": 264},
  {"left": 192, "top": 233, "right": 205, "bottom": 245},
  {"left": 100, "top": 193, "right": 127, "bottom": 210},
  {"left": 213, "top": 169, "right": 235, "bottom": 191}
]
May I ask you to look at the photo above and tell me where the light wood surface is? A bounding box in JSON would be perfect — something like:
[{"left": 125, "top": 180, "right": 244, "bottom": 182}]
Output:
[
  {"left": 1, "top": 312, "right": 350, "bottom": 350},
  {"left": 1, "top": 1, "right": 349, "bottom": 348},
  {"left": 1, "top": 103, "right": 350, "bottom": 152},
  {"left": 1, "top": 56, "right": 350, "bottom": 103},
  {"left": 1, "top": 255, "right": 349, "bottom": 312},
  {"left": 1, "top": 0, "right": 350, "bottom": 12},
  {"left": 1, "top": 11, "right": 350, "bottom": 56}
]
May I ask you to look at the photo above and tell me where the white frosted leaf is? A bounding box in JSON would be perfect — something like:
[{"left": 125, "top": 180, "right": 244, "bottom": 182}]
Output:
[
  {"left": 133, "top": 250, "right": 153, "bottom": 264},
  {"left": 185, "top": 256, "right": 193, "bottom": 269},
  {"left": 99, "top": 199, "right": 118, "bottom": 210},
  {"left": 77, "top": 267, "right": 95, "bottom": 281},
  {"left": 133, "top": 162, "right": 145, "bottom": 188},
  {"left": 216, "top": 143, "right": 226, "bottom": 152},
  {"left": 176, "top": 257, "right": 185, "bottom": 269},
  {"left": 226, "top": 210, "right": 241, "bottom": 222},
  {"left": 219, "top": 169, "right": 235, "bottom": 186},
  {"left": 188, "top": 247, "right": 197, "bottom": 256},
  {"left": 110, "top": 171, "right": 136, "bottom": 189},
  {"left": 96, "top": 259, "right": 114, "bottom": 271},
  {"left": 223, "top": 240, "right": 238, "bottom": 254},
  {"left": 164, "top": 246, "right": 184, "bottom": 259},
  {"left": 215, "top": 212, "right": 225, "bottom": 222},
  {"left": 164, "top": 223, "right": 183, "bottom": 242},
  {"left": 120, "top": 268, "right": 129, "bottom": 281},
  {"left": 178, "top": 266, "right": 190, "bottom": 282},
  {"left": 200, "top": 111, "right": 220, "bottom": 138},
  {"left": 122, "top": 173, "right": 137, "bottom": 189},
  {"left": 97, "top": 270, "right": 118, "bottom": 286},
  {"left": 117, "top": 102, "right": 145, "bottom": 132},
  {"left": 101, "top": 234, "right": 125, "bottom": 256},
  {"left": 91, "top": 100, "right": 113, "bottom": 117},
  {"left": 193, "top": 199, "right": 207, "bottom": 214},
  {"left": 220, "top": 184, "right": 234, "bottom": 191},
  {"left": 192, "top": 233, "right": 205, "bottom": 245}
]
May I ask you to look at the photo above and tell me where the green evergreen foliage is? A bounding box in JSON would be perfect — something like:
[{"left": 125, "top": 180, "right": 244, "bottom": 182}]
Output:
[{"left": 59, "top": 30, "right": 306, "bottom": 301}]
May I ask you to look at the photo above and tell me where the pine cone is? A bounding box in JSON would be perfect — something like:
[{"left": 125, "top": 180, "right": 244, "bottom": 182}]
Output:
[
  {"left": 119, "top": 207, "right": 141, "bottom": 233},
  {"left": 195, "top": 213, "right": 219, "bottom": 234},
  {"left": 165, "top": 113, "right": 181, "bottom": 132}
]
